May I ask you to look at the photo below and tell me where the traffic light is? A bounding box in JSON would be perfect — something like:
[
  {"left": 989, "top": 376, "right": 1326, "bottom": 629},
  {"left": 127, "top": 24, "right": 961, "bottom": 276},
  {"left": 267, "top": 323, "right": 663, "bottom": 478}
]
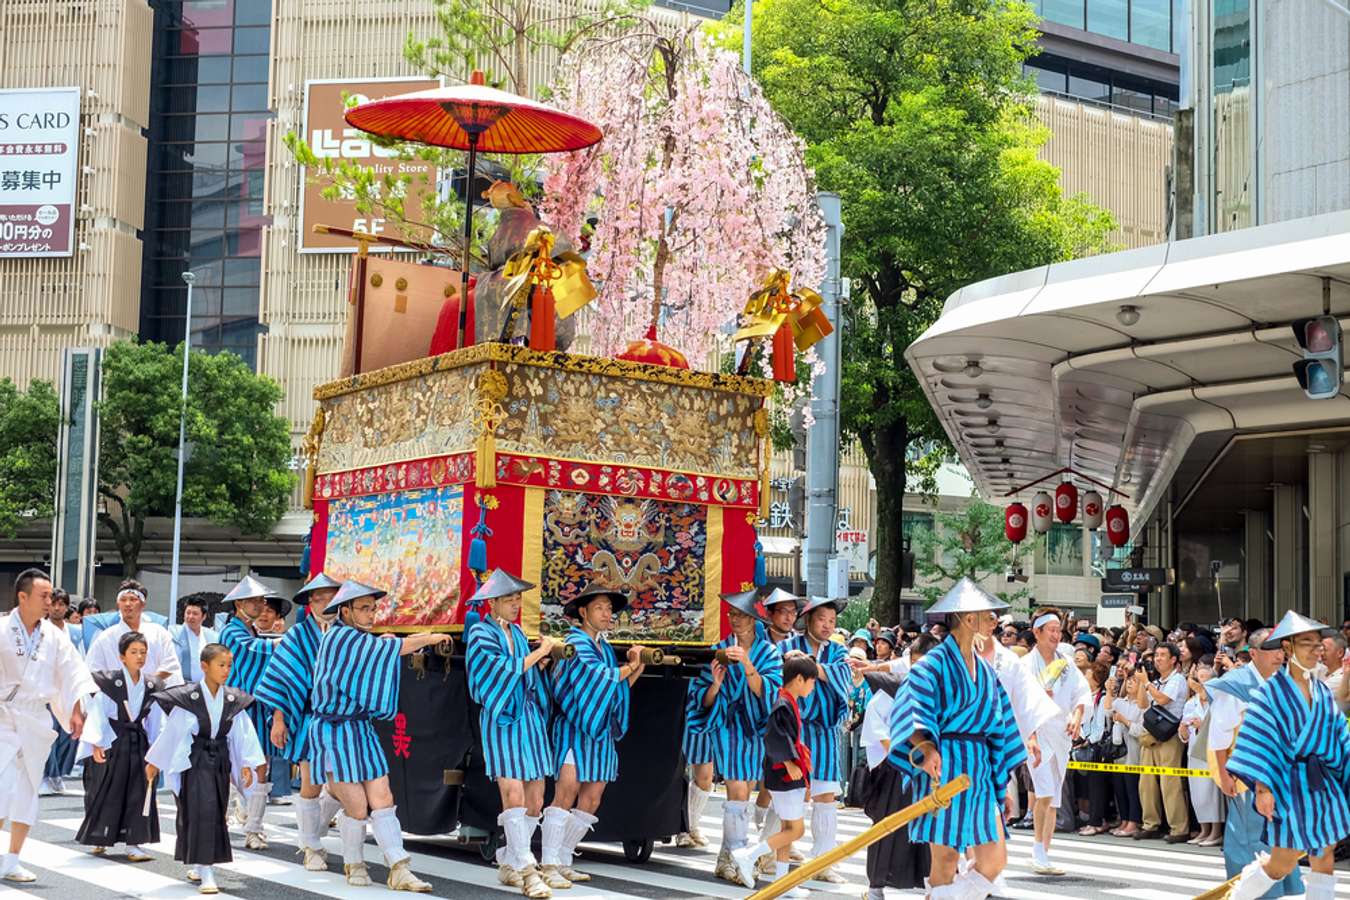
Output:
[{"left": 1292, "top": 316, "right": 1342, "bottom": 400}]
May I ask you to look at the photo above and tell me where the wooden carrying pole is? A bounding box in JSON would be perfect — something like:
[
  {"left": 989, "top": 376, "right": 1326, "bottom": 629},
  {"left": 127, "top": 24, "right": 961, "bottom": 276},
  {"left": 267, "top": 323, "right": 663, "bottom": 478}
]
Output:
[
  {"left": 746, "top": 775, "right": 971, "bottom": 900},
  {"left": 1189, "top": 854, "right": 1305, "bottom": 900}
]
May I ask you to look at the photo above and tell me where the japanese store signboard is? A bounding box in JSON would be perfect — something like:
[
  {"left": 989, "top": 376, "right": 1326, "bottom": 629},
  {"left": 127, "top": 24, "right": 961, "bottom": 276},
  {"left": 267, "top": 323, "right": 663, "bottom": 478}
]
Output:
[
  {"left": 0, "top": 87, "right": 80, "bottom": 258},
  {"left": 299, "top": 78, "right": 440, "bottom": 252}
]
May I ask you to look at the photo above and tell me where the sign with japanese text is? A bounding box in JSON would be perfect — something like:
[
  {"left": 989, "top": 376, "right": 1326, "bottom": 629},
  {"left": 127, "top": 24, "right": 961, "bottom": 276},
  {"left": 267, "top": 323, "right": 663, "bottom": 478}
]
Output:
[
  {"left": 299, "top": 78, "right": 440, "bottom": 252},
  {"left": 0, "top": 87, "right": 80, "bottom": 257}
]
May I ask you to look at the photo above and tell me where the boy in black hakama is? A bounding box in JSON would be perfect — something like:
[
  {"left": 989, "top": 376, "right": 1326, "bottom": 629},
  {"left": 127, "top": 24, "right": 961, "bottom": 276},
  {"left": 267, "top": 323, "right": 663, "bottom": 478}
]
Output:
[{"left": 75, "top": 630, "right": 165, "bottom": 861}]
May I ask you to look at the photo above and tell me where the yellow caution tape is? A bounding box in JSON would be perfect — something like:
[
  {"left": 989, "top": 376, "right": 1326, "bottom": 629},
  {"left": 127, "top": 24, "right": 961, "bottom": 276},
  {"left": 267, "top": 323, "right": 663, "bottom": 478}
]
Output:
[{"left": 1067, "top": 760, "right": 1212, "bottom": 778}]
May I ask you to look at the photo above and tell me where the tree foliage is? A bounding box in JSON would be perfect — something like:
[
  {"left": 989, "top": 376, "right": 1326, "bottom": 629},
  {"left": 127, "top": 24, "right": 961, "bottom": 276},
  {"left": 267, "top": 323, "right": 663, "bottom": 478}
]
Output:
[
  {"left": 911, "top": 500, "right": 1037, "bottom": 612},
  {"left": 737, "top": 0, "right": 1116, "bottom": 623},
  {"left": 97, "top": 342, "right": 295, "bottom": 575},
  {"left": 0, "top": 379, "right": 59, "bottom": 540}
]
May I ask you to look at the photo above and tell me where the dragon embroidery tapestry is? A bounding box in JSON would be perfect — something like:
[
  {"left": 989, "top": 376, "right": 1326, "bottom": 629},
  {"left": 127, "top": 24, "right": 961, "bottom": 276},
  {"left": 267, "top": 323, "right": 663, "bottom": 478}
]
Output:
[{"left": 540, "top": 489, "right": 708, "bottom": 642}]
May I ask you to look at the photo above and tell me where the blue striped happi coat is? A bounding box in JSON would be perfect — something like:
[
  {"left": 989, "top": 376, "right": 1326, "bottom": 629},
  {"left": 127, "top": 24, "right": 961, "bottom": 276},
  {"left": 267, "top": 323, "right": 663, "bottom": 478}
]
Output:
[
  {"left": 778, "top": 633, "right": 851, "bottom": 786},
  {"left": 308, "top": 622, "right": 402, "bottom": 783},
  {"left": 465, "top": 616, "right": 553, "bottom": 781},
  {"left": 550, "top": 627, "right": 629, "bottom": 782},
  {"left": 682, "top": 720, "right": 716, "bottom": 766},
  {"left": 1228, "top": 668, "right": 1350, "bottom": 853},
  {"left": 254, "top": 615, "right": 323, "bottom": 764},
  {"left": 685, "top": 627, "right": 783, "bottom": 782},
  {"left": 219, "top": 615, "right": 278, "bottom": 739},
  {"left": 887, "top": 636, "right": 1026, "bottom": 852}
]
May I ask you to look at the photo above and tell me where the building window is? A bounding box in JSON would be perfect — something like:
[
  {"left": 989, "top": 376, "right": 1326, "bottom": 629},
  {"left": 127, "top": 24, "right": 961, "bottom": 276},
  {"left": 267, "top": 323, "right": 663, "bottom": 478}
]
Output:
[
  {"left": 1130, "top": 0, "right": 1172, "bottom": 50},
  {"left": 1042, "top": 0, "right": 1086, "bottom": 29},
  {"left": 141, "top": 0, "right": 273, "bottom": 367},
  {"left": 1087, "top": 0, "right": 1128, "bottom": 42}
]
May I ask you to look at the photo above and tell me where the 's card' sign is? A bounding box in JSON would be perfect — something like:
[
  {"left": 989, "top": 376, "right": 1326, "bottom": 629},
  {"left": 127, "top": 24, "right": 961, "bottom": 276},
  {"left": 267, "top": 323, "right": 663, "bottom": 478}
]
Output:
[
  {"left": 0, "top": 87, "right": 80, "bottom": 257},
  {"left": 299, "top": 78, "right": 439, "bottom": 252}
]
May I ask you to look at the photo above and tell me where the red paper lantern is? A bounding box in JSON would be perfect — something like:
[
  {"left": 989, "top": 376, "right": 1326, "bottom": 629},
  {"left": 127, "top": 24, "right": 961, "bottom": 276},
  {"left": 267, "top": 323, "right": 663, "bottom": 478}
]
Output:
[
  {"left": 1031, "top": 491, "right": 1053, "bottom": 534},
  {"left": 1005, "top": 502, "right": 1028, "bottom": 544},
  {"left": 1105, "top": 504, "right": 1130, "bottom": 547},
  {"left": 1082, "top": 491, "right": 1104, "bottom": 529},
  {"left": 1054, "top": 481, "right": 1078, "bottom": 524}
]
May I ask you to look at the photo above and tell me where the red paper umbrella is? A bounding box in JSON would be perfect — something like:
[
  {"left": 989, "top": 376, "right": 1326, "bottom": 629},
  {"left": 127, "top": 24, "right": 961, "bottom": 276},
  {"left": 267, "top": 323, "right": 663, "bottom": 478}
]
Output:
[{"left": 345, "top": 71, "right": 603, "bottom": 349}]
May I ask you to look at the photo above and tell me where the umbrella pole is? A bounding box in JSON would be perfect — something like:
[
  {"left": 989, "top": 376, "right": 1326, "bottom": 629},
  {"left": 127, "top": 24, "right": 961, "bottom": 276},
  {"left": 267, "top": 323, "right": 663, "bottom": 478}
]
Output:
[{"left": 456, "top": 134, "right": 479, "bottom": 351}]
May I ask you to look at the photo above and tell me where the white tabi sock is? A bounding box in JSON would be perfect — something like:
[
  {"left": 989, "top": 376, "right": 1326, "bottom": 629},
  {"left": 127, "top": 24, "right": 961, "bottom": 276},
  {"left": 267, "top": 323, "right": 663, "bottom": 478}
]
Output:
[
  {"left": 723, "top": 800, "right": 750, "bottom": 851},
  {"left": 502, "top": 807, "right": 536, "bottom": 870},
  {"left": 243, "top": 783, "right": 271, "bottom": 832},
  {"left": 294, "top": 796, "right": 321, "bottom": 851},
  {"left": 776, "top": 861, "right": 790, "bottom": 880},
  {"left": 369, "top": 806, "right": 411, "bottom": 868},
  {"left": 760, "top": 807, "right": 781, "bottom": 843},
  {"left": 1304, "top": 870, "right": 1337, "bottom": 900},
  {"left": 199, "top": 866, "right": 217, "bottom": 890},
  {"left": 1032, "top": 842, "right": 1050, "bottom": 866},
  {"left": 317, "top": 789, "right": 342, "bottom": 839},
  {"left": 523, "top": 815, "right": 542, "bottom": 868},
  {"left": 540, "top": 807, "right": 570, "bottom": 867},
  {"left": 753, "top": 802, "right": 767, "bottom": 829},
  {"left": 687, "top": 782, "right": 711, "bottom": 834},
  {"left": 958, "top": 868, "right": 995, "bottom": 900},
  {"left": 0, "top": 854, "right": 16, "bottom": 875},
  {"left": 745, "top": 841, "right": 771, "bottom": 862},
  {"left": 338, "top": 812, "right": 367, "bottom": 867},
  {"left": 810, "top": 800, "right": 837, "bottom": 858},
  {"left": 560, "top": 808, "right": 597, "bottom": 867},
  {"left": 1228, "top": 854, "right": 1278, "bottom": 900}
]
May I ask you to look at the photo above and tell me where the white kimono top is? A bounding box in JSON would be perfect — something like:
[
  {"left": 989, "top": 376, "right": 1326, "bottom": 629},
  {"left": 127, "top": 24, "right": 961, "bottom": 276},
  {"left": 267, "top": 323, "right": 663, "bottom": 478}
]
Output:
[
  {"left": 990, "top": 643, "right": 1061, "bottom": 742},
  {"left": 144, "top": 680, "right": 266, "bottom": 795},
  {"left": 86, "top": 618, "right": 183, "bottom": 687},
  {"left": 76, "top": 666, "right": 165, "bottom": 762},
  {"left": 1016, "top": 642, "right": 1091, "bottom": 764},
  {"left": 0, "top": 611, "right": 101, "bottom": 787}
]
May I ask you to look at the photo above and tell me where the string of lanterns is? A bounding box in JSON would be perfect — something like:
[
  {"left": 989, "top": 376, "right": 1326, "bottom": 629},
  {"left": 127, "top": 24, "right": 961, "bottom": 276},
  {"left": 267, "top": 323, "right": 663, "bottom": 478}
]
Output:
[{"left": 1003, "top": 469, "right": 1130, "bottom": 548}]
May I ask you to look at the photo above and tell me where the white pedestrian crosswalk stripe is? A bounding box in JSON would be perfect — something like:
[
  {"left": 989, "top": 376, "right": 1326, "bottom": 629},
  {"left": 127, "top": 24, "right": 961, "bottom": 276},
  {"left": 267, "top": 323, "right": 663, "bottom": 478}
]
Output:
[{"left": 5, "top": 787, "right": 1348, "bottom": 899}]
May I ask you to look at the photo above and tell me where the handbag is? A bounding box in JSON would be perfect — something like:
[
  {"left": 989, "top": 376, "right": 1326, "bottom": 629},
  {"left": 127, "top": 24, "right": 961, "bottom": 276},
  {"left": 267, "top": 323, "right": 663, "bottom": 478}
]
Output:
[{"left": 1143, "top": 702, "right": 1181, "bottom": 742}]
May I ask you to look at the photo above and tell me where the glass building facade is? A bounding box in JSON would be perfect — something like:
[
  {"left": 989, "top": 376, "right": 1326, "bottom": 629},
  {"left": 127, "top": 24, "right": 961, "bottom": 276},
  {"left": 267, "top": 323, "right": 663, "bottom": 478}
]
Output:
[
  {"left": 1033, "top": 0, "right": 1182, "bottom": 52},
  {"left": 1026, "top": 57, "right": 1179, "bottom": 118},
  {"left": 140, "top": 0, "right": 274, "bottom": 369}
]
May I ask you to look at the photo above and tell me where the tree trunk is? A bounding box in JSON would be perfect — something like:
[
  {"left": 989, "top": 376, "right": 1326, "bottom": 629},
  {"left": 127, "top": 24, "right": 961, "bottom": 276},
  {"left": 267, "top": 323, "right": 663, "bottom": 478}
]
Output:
[
  {"left": 864, "top": 416, "right": 908, "bottom": 626},
  {"left": 98, "top": 506, "right": 141, "bottom": 578}
]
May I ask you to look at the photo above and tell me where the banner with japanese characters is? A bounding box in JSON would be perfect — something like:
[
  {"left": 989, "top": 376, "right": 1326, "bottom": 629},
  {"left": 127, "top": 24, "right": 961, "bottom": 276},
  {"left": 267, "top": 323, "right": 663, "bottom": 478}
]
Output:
[
  {"left": 299, "top": 77, "right": 439, "bottom": 252},
  {"left": 0, "top": 87, "right": 80, "bottom": 257}
]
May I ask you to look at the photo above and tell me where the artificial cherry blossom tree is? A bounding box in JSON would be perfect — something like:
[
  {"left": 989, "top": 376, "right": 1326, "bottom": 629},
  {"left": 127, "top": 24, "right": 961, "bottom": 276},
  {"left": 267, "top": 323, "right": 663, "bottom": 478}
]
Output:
[{"left": 542, "top": 26, "right": 826, "bottom": 368}]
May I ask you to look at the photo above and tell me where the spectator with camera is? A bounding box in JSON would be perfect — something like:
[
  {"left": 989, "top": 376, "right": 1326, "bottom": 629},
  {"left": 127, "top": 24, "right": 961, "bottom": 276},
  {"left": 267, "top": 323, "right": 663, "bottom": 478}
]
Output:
[
  {"left": 1109, "top": 653, "right": 1145, "bottom": 837},
  {"left": 1133, "top": 642, "right": 1190, "bottom": 842},
  {"left": 1180, "top": 663, "right": 1223, "bottom": 846}
]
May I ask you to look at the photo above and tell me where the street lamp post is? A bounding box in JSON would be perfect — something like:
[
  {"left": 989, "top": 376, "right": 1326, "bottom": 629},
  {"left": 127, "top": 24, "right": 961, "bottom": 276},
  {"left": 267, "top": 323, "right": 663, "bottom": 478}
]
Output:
[{"left": 168, "top": 271, "right": 194, "bottom": 616}]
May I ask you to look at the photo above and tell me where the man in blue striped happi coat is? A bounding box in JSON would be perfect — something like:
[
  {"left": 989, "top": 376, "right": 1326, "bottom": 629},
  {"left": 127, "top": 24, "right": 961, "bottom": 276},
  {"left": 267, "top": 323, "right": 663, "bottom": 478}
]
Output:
[
  {"left": 537, "top": 582, "right": 648, "bottom": 889},
  {"left": 887, "top": 578, "right": 1026, "bottom": 900},
  {"left": 776, "top": 594, "right": 858, "bottom": 884},
  {"left": 311, "top": 579, "right": 447, "bottom": 892},
  {"left": 464, "top": 569, "right": 558, "bottom": 900},
  {"left": 253, "top": 572, "right": 345, "bottom": 871},
  {"left": 1223, "top": 611, "right": 1350, "bottom": 900},
  {"left": 685, "top": 588, "right": 783, "bottom": 885},
  {"left": 217, "top": 575, "right": 282, "bottom": 850}
]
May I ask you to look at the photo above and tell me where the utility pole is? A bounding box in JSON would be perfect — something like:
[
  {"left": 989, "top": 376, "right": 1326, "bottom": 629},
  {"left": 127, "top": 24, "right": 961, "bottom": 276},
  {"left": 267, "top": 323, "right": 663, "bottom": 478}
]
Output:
[
  {"left": 168, "top": 271, "right": 194, "bottom": 616},
  {"left": 806, "top": 194, "right": 843, "bottom": 598},
  {"left": 742, "top": 0, "right": 753, "bottom": 73}
]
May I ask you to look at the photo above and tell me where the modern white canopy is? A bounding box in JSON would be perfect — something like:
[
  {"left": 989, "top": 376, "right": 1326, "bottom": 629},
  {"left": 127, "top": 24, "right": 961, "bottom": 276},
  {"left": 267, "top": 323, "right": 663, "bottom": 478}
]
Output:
[{"left": 905, "top": 210, "right": 1350, "bottom": 538}]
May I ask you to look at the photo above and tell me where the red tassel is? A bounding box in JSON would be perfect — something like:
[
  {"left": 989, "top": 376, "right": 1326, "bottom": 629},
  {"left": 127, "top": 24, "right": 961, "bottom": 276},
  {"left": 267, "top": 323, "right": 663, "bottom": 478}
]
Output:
[
  {"left": 528, "top": 284, "right": 556, "bottom": 352},
  {"left": 771, "top": 323, "right": 796, "bottom": 382}
]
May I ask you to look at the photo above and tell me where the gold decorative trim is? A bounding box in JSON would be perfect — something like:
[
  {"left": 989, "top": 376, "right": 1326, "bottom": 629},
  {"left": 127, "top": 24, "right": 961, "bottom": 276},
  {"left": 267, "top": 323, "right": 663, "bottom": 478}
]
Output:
[
  {"left": 313, "top": 344, "right": 774, "bottom": 401},
  {"left": 703, "top": 505, "right": 724, "bottom": 643},
  {"left": 520, "top": 486, "right": 546, "bottom": 638}
]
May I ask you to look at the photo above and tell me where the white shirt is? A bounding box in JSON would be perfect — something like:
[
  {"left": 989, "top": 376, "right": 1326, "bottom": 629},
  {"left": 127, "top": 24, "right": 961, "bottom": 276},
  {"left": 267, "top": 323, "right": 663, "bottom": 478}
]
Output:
[
  {"left": 76, "top": 666, "right": 162, "bottom": 762},
  {"left": 987, "top": 643, "right": 1060, "bottom": 741},
  {"left": 1151, "top": 670, "right": 1187, "bottom": 719},
  {"left": 202, "top": 679, "right": 226, "bottom": 739},
  {"left": 861, "top": 689, "right": 894, "bottom": 769},
  {"left": 1207, "top": 668, "right": 1267, "bottom": 753},
  {"left": 1016, "top": 643, "right": 1091, "bottom": 760},
  {"left": 86, "top": 618, "right": 183, "bottom": 687},
  {"left": 184, "top": 626, "right": 204, "bottom": 682},
  {"left": 143, "top": 679, "right": 265, "bottom": 796}
]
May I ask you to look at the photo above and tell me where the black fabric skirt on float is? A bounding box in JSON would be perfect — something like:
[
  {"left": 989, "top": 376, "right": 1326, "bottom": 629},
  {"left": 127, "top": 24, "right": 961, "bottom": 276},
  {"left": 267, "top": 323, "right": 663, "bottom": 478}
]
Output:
[
  {"left": 862, "top": 761, "right": 930, "bottom": 890},
  {"left": 174, "top": 734, "right": 233, "bottom": 866},
  {"left": 75, "top": 726, "right": 159, "bottom": 847}
]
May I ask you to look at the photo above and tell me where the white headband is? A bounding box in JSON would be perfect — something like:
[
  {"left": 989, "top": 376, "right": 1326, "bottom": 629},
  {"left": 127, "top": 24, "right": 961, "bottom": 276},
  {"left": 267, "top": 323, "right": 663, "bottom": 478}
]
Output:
[
  {"left": 118, "top": 588, "right": 146, "bottom": 604},
  {"left": 1033, "top": 612, "right": 1059, "bottom": 630}
]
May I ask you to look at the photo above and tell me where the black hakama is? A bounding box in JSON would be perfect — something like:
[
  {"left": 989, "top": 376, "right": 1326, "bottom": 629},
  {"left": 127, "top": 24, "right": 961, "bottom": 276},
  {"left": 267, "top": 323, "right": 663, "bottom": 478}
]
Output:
[
  {"left": 861, "top": 761, "right": 930, "bottom": 890},
  {"left": 75, "top": 671, "right": 163, "bottom": 848}
]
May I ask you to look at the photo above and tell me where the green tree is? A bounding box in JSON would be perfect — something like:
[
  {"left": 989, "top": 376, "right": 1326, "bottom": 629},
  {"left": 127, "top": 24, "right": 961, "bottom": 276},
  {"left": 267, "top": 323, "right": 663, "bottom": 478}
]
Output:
[
  {"left": 911, "top": 500, "right": 1036, "bottom": 613},
  {"left": 0, "top": 379, "right": 59, "bottom": 539},
  {"left": 97, "top": 342, "right": 295, "bottom": 575},
  {"left": 733, "top": 0, "right": 1116, "bottom": 624}
]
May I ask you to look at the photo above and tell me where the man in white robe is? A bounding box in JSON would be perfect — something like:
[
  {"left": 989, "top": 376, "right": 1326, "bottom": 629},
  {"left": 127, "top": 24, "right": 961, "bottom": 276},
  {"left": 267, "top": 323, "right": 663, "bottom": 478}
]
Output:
[
  {"left": 1015, "top": 607, "right": 1090, "bottom": 876},
  {"left": 0, "top": 568, "right": 102, "bottom": 882},
  {"left": 85, "top": 580, "right": 183, "bottom": 687}
]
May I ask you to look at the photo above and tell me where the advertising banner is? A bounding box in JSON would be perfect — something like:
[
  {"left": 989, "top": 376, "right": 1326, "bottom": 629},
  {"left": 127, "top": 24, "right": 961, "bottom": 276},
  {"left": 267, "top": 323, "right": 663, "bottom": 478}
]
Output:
[
  {"left": 0, "top": 87, "right": 80, "bottom": 257},
  {"left": 299, "top": 77, "right": 440, "bottom": 252}
]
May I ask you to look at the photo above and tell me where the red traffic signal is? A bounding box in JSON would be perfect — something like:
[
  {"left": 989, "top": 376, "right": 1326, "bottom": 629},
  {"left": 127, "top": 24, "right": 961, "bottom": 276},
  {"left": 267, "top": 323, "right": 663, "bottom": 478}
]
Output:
[{"left": 1291, "top": 316, "right": 1342, "bottom": 400}]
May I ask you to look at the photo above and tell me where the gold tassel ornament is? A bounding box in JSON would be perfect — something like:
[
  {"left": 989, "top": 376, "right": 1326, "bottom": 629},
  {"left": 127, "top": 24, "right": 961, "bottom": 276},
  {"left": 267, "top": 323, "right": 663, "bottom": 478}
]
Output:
[{"left": 473, "top": 369, "right": 509, "bottom": 489}]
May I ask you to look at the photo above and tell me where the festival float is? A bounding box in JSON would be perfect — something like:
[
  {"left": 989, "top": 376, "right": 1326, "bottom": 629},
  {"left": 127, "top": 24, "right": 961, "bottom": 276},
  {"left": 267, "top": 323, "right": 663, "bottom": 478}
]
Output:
[{"left": 296, "top": 44, "right": 826, "bottom": 863}]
